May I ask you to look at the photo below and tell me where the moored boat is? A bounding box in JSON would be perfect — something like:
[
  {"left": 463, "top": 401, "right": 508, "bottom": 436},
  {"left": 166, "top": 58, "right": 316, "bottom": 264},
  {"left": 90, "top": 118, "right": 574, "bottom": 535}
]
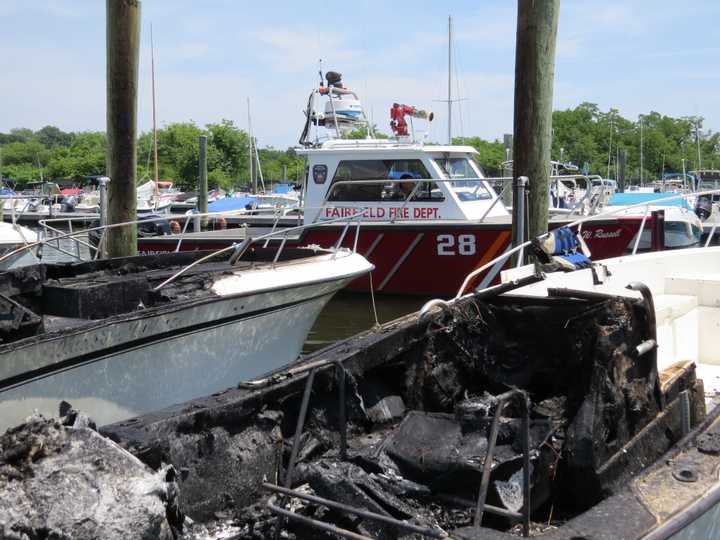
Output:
[
  {"left": 134, "top": 71, "right": 648, "bottom": 296},
  {"left": 97, "top": 217, "right": 720, "bottom": 539},
  {"left": 0, "top": 218, "right": 373, "bottom": 430}
]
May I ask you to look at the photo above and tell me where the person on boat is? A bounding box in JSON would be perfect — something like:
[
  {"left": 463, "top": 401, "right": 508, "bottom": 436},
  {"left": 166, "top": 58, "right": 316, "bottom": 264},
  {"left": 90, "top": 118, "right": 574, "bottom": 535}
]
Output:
[{"left": 386, "top": 176, "right": 416, "bottom": 201}]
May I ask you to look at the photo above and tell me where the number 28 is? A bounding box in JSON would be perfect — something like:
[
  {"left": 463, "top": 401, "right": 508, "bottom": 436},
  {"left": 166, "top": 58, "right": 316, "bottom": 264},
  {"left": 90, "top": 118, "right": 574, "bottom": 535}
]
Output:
[{"left": 436, "top": 234, "right": 476, "bottom": 256}]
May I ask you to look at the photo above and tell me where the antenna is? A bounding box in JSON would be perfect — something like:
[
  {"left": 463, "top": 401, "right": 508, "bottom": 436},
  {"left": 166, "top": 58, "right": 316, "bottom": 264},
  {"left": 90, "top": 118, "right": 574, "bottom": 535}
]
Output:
[{"left": 434, "top": 16, "right": 466, "bottom": 144}]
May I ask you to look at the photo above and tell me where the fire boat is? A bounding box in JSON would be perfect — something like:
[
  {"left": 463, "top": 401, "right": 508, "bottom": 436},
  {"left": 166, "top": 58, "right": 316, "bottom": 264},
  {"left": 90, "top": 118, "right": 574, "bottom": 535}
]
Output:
[{"left": 137, "top": 71, "right": 651, "bottom": 296}]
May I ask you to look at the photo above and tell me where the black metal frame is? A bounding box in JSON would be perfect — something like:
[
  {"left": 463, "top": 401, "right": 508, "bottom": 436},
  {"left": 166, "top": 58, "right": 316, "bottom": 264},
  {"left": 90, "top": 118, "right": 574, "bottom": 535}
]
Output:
[
  {"left": 473, "top": 389, "right": 532, "bottom": 537},
  {"left": 269, "top": 354, "right": 533, "bottom": 538}
]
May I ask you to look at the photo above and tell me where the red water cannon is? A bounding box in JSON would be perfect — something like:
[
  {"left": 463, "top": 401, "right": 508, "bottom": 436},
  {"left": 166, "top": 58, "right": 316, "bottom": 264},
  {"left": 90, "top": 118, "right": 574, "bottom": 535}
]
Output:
[{"left": 390, "top": 103, "right": 434, "bottom": 136}]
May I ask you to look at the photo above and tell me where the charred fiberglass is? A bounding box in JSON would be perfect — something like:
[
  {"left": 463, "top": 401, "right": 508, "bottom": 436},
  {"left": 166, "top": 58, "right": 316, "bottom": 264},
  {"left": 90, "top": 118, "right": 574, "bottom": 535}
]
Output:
[{"left": 103, "top": 286, "right": 708, "bottom": 539}]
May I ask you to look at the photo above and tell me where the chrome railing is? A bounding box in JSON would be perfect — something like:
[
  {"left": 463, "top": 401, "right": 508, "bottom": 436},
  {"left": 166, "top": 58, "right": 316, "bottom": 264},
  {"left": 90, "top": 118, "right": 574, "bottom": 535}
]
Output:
[
  {"left": 152, "top": 210, "right": 365, "bottom": 291},
  {"left": 0, "top": 207, "right": 366, "bottom": 286},
  {"left": 314, "top": 174, "right": 609, "bottom": 224},
  {"left": 440, "top": 188, "right": 720, "bottom": 305}
]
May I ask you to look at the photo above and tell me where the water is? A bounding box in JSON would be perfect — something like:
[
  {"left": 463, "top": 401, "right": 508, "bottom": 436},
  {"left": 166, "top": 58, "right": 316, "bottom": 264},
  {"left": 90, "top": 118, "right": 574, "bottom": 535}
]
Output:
[{"left": 303, "top": 292, "right": 433, "bottom": 353}]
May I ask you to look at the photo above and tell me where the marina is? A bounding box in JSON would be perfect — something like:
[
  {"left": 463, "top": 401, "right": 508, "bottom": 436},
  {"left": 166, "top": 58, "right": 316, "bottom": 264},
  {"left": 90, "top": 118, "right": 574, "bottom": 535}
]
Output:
[{"left": 1, "top": 1, "right": 720, "bottom": 539}]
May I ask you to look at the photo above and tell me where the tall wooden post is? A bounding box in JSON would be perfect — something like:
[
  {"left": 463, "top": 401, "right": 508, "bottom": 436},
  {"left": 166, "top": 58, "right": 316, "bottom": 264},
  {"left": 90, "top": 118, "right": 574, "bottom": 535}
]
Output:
[
  {"left": 512, "top": 0, "right": 560, "bottom": 246},
  {"left": 106, "top": 0, "right": 140, "bottom": 257}
]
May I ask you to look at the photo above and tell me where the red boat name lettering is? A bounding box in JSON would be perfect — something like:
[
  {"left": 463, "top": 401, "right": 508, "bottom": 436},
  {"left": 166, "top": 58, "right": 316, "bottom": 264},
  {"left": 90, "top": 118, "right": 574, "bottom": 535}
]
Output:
[{"left": 323, "top": 206, "right": 440, "bottom": 220}]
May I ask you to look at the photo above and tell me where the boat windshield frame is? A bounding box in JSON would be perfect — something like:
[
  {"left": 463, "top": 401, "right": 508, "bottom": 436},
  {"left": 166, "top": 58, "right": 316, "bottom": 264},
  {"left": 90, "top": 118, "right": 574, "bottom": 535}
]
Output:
[{"left": 431, "top": 156, "right": 493, "bottom": 202}]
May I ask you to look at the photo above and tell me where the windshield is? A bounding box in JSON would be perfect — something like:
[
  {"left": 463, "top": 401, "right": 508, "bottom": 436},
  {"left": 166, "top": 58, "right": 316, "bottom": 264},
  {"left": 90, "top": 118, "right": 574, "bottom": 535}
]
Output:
[{"left": 434, "top": 157, "right": 492, "bottom": 201}]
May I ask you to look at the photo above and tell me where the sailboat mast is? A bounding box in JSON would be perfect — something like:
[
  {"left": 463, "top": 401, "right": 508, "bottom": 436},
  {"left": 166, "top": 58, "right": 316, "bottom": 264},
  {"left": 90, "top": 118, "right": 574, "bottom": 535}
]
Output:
[
  {"left": 150, "top": 24, "right": 160, "bottom": 204},
  {"left": 639, "top": 115, "right": 644, "bottom": 185},
  {"left": 447, "top": 15, "right": 452, "bottom": 144},
  {"left": 247, "top": 98, "right": 256, "bottom": 193},
  {"left": 606, "top": 114, "right": 613, "bottom": 179},
  {"left": 696, "top": 120, "right": 702, "bottom": 170}
]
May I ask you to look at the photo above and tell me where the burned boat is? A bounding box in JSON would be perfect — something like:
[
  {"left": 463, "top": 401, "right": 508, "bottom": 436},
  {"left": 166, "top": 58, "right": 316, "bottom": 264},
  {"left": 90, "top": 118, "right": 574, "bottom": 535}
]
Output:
[
  {"left": 0, "top": 234, "right": 372, "bottom": 431},
  {"left": 99, "top": 243, "right": 716, "bottom": 538}
]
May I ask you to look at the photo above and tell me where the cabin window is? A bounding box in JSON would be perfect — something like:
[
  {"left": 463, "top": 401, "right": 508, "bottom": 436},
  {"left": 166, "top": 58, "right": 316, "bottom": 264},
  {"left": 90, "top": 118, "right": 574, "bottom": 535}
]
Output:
[
  {"left": 327, "top": 159, "right": 444, "bottom": 202},
  {"left": 434, "top": 157, "right": 492, "bottom": 201}
]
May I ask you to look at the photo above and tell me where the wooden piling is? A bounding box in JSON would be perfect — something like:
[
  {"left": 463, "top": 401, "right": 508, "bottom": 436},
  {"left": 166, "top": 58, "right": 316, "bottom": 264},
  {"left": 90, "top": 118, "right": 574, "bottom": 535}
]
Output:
[
  {"left": 106, "top": 0, "right": 140, "bottom": 257},
  {"left": 512, "top": 0, "right": 560, "bottom": 244}
]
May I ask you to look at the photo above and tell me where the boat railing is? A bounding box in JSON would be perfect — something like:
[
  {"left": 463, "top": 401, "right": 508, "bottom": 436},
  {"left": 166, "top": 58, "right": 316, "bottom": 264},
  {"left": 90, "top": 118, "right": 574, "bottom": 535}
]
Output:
[
  {"left": 316, "top": 174, "right": 608, "bottom": 223},
  {"left": 35, "top": 200, "right": 300, "bottom": 260},
  {"left": 0, "top": 205, "right": 367, "bottom": 280},
  {"left": 152, "top": 209, "right": 366, "bottom": 291},
  {"left": 420, "top": 188, "right": 720, "bottom": 312},
  {"left": 0, "top": 195, "right": 54, "bottom": 253}
]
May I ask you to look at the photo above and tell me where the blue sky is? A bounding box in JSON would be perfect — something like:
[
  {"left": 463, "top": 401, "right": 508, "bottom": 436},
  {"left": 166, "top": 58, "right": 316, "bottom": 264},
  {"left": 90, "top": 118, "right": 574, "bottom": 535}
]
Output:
[{"left": 1, "top": 1, "right": 718, "bottom": 148}]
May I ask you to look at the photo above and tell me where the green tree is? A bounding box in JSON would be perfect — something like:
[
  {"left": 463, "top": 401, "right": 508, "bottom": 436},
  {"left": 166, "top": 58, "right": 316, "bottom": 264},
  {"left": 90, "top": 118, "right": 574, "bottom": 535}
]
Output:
[
  {"left": 453, "top": 136, "right": 505, "bottom": 177},
  {"left": 36, "top": 125, "right": 74, "bottom": 148}
]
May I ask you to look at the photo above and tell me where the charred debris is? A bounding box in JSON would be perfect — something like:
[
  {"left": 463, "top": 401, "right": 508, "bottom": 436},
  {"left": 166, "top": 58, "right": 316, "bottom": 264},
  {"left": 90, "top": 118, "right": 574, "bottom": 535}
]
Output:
[
  {"left": 0, "top": 247, "right": 322, "bottom": 338},
  {"left": 95, "top": 286, "right": 707, "bottom": 539}
]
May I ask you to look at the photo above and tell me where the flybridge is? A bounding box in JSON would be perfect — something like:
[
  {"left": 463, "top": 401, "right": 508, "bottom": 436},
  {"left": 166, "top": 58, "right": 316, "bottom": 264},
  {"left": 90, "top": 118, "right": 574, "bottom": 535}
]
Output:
[{"left": 296, "top": 69, "right": 509, "bottom": 224}]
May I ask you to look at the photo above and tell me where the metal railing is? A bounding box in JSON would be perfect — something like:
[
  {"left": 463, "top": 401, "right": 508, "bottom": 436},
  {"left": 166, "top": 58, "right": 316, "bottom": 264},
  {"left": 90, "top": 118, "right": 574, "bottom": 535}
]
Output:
[
  {"left": 0, "top": 207, "right": 366, "bottom": 278},
  {"left": 446, "top": 188, "right": 720, "bottom": 302},
  {"left": 314, "top": 174, "right": 610, "bottom": 225}
]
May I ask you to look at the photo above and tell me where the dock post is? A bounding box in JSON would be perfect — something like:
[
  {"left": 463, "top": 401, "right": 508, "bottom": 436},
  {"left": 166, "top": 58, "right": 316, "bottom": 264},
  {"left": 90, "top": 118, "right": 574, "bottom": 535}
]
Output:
[
  {"left": 511, "top": 176, "right": 528, "bottom": 266},
  {"left": 106, "top": 0, "right": 140, "bottom": 257},
  {"left": 98, "top": 177, "right": 110, "bottom": 227},
  {"left": 198, "top": 135, "right": 208, "bottom": 229},
  {"left": 512, "top": 0, "right": 560, "bottom": 243}
]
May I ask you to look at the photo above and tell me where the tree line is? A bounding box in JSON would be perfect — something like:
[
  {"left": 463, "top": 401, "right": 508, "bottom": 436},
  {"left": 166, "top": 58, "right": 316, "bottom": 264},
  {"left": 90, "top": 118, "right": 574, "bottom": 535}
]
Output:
[
  {"left": 1, "top": 104, "right": 718, "bottom": 192},
  {"left": 0, "top": 120, "right": 304, "bottom": 192},
  {"left": 457, "top": 103, "right": 719, "bottom": 179}
]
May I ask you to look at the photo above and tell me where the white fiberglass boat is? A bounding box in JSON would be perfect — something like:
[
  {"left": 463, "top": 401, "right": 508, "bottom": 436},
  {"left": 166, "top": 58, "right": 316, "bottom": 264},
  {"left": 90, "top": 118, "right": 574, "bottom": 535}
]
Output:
[
  {"left": 0, "top": 218, "right": 372, "bottom": 430},
  {"left": 0, "top": 222, "right": 39, "bottom": 269},
  {"left": 605, "top": 191, "right": 703, "bottom": 249}
]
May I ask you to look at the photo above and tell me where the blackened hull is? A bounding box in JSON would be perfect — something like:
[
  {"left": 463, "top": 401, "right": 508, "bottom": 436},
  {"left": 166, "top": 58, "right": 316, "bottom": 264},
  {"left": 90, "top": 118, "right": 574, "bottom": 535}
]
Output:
[
  {"left": 0, "top": 277, "right": 354, "bottom": 431},
  {"left": 102, "top": 291, "right": 718, "bottom": 538},
  {"left": 137, "top": 217, "right": 646, "bottom": 296}
]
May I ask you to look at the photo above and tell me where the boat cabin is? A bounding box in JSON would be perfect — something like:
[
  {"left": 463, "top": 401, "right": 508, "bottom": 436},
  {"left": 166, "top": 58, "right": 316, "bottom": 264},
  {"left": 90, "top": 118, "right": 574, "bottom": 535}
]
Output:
[{"left": 298, "top": 139, "right": 510, "bottom": 224}]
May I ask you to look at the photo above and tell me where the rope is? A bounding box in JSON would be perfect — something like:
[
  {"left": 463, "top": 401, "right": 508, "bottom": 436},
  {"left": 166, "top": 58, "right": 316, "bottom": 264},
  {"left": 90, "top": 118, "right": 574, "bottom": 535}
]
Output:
[{"left": 368, "top": 272, "right": 380, "bottom": 330}]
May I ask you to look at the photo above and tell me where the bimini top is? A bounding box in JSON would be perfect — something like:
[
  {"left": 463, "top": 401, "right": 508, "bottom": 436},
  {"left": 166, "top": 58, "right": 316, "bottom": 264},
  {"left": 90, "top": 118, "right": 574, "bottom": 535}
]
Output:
[{"left": 607, "top": 192, "right": 692, "bottom": 209}]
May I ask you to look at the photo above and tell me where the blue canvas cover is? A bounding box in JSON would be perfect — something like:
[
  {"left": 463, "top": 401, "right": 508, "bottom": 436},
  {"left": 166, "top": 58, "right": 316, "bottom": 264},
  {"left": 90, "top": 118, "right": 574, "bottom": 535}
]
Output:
[
  {"left": 608, "top": 192, "right": 690, "bottom": 209},
  {"left": 206, "top": 196, "right": 257, "bottom": 213}
]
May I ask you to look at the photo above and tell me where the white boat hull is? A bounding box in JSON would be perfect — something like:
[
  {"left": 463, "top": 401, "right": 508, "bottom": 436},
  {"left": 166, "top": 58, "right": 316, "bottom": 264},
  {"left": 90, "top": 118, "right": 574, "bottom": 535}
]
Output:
[{"left": 0, "top": 252, "right": 372, "bottom": 429}]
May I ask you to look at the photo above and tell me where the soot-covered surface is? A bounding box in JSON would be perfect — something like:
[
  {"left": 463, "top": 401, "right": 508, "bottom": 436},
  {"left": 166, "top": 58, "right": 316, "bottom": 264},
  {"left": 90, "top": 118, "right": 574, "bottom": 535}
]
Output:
[{"left": 101, "top": 291, "right": 698, "bottom": 539}]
